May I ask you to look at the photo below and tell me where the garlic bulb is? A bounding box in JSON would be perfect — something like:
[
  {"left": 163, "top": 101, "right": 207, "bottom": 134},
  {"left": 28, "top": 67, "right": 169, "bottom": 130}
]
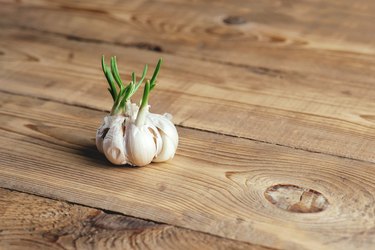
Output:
[{"left": 96, "top": 56, "right": 178, "bottom": 166}]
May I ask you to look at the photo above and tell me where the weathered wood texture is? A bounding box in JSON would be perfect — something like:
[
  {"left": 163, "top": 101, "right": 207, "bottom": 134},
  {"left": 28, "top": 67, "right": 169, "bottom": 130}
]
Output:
[
  {"left": 0, "top": 0, "right": 374, "bottom": 162},
  {"left": 0, "top": 92, "right": 374, "bottom": 250},
  {"left": 0, "top": 0, "right": 375, "bottom": 249},
  {"left": 0, "top": 188, "right": 265, "bottom": 250}
]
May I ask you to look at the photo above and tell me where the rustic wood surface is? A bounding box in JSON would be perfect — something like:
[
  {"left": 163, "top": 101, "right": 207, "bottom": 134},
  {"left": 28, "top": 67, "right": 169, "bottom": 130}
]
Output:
[{"left": 0, "top": 0, "right": 374, "bottom": 249}]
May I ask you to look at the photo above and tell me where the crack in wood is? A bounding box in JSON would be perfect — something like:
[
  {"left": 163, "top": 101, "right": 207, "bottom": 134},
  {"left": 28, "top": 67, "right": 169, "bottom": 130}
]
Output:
[{"left": 10, "top": 24, "right": 165, "bottom": 53}]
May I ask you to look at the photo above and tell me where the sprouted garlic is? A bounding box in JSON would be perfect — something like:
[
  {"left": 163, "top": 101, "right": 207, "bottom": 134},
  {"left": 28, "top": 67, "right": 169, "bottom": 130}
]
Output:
[{"left": 96, "top": 56, "right": 179, "bottom": 166}]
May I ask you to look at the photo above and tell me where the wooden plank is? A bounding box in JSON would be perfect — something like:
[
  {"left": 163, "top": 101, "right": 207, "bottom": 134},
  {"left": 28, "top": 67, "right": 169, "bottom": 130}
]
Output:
[
  {"left": 2, "top": 0, "right": 375, "bottom": 55},
  {"left": 0, "top": 27, "right": 374, "bottom": 162},
  {"left": 0, "top": 188, "right": 265, "bottom": 250},
  {"left": 1, "top": 92, "right": 375, "bottom": 250}
]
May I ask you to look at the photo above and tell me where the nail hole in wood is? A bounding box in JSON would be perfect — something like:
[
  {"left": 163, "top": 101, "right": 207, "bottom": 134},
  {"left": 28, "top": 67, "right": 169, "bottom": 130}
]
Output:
[
  {"left": 265, "top": 184, "right": 329, "bottom": 213},
  {"left": 269, "top": 35, "right": 286, "bottom": 43},
  {"left": 132, "top": 42, "right": 164, "bottom": 53},
  {"left": 223, "top": 16, "right": 247, "bottom": 25}
]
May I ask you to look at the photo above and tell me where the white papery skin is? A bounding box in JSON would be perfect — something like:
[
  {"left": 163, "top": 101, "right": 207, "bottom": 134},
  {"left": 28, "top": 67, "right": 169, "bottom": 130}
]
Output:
[
  {"left": 96, "top": 115, "right": 113, "bottom": 153},
  {"left": 147, "top": 113, "right": 179, "bottom": 162},
  {"left": 97, "top": 115, "right": 128, "bottom": 165},
  {"left": 124, "top": 121, "right": 162, "bottom": 166},
  {"left": 125, "top": 101, "right": 139, "bottom": 122}
]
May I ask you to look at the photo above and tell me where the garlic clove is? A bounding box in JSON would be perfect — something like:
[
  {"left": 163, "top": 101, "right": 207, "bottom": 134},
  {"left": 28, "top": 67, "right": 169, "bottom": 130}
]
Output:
[
  {"left": 148, "top": 124, "right": 163, "bottom": 157},
  {"left": 147, "top": 113, "right": 179, "bottom": 148},
  {"left": 152, "top": 130, "right": 177, "bottom": 162},
  {"left": 102, "top": 115, "right": 128, "bottom": 165},
  {"left": 146, "top": 113, "right": 178, "bottom": 162},
  {"left": 125, "top": 123, "right": 161, "bottom": 166}
]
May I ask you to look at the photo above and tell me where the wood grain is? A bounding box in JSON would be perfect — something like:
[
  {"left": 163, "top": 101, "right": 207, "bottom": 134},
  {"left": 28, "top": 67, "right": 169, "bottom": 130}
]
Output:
[
  {"left": 2, "top": 0, "right": 375, "bottom": 90},
  {"left": 2, "top": 0, "right": 375, "bottom": 54},
  {"left": 1, "top": 92, "right": 374, "bottom": 250},
  {"left": 1, "top": 1, "right": 375, "bottom": 249},
  {"left": 0, "top": 26, "right": 374, "bottom": 163},
  {"left": 0, "top": 188, "right": 265, "bottom": 250}
]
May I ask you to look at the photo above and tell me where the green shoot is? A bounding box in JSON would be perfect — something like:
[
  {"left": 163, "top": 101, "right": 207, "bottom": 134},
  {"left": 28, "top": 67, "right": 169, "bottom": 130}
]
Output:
[
  {"left": 110, "top": 56, "right": 124, "bottom": 90},
  {"left": 101, "top": 56, "right": 163, "bottom": 116},
  {"left": 140, "top": 81, "right": 151, "bottom": 109},
  {"left": 135, "top": 81, "right": 151, "bottom": 126},
  {"left": 131, "top": 72, "right": 136, "bottom": 88},
  {"left": 149, "top": 58, "right": 162, "bottom": 91},
  {"left": 102, "top": 55, "right": 117, "bottom": 101},
  {"left": 134, "top": 64, "right": 148, "bottom": 93}
]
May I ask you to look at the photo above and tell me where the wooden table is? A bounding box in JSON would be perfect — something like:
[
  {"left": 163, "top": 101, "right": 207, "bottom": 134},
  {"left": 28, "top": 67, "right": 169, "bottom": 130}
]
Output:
[{"left": 1, "top": 1, "right": 374, "bottom": 249}]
